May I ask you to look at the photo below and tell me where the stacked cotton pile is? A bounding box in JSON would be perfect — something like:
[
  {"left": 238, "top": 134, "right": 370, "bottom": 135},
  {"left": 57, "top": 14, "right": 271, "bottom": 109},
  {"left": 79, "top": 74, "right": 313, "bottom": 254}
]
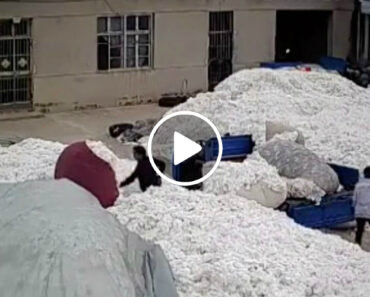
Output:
[
  {"left": 204, "top": 154, "right": 285, "bottom": 194},
  {"left": 1, "top": 137, "right": 370, "bottom": 297},
  {"left": 0, "top": 139, "right": 141, "bottom": 195},
  {"left": 110, "top": 184, "right": 370, "bottom": 297},
  {"left": 2, "top": 68, "right": 370, "bottom": 297},
  {"left": 0, "top": 138, "right": 65, "bottom": 183},
  {"left": 169, "top": 69, "right": 370, "bottom": 169},
  {"left": 203, "top": 153, "right": 287, "bottom": 208}
]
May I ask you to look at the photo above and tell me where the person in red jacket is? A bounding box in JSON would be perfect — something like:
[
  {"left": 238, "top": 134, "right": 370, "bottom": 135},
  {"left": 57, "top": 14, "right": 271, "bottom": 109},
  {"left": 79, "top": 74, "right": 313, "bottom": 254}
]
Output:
[{"left": 120, "top": 146, "right": 165, "bottom": 192}]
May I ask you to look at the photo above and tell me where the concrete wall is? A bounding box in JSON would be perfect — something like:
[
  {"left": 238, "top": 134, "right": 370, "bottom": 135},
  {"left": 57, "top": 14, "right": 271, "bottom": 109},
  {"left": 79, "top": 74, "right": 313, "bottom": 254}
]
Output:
[
  {"left": 33, "top": 16, "right": 96, "bottom": 75},
  {"left": 0, "top": 0, "right": 354, "bottom": 111},
  {"left": 154, "top": 12, "right": 208, "bottom": 69},
  {"left": 0, "top": 0, "right": 354, "bottom": 17},
  {"left": 31, "top": 12, "right": 208, "bottom": 111},
  {"left": 234, "top": 10, "right": 276, "bottom": 69},
  {"left": 332, "top": 10, "right": 353, "bottom": 58}
]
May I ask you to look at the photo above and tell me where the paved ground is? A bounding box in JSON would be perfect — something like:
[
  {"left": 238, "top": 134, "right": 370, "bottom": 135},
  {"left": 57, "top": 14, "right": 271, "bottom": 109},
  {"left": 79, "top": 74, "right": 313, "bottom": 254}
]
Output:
[
  {"left": 0, "top": 104, "right": 168, "bottom": 143},
  {"left": 0, "top": 104, "right": 169, "bottom": 158},
  {"left": 326, "top": 225, "right": 370, "bottom": 252},
  {"left": 1, "top": 104, "right": 369, "bottom": 251}
]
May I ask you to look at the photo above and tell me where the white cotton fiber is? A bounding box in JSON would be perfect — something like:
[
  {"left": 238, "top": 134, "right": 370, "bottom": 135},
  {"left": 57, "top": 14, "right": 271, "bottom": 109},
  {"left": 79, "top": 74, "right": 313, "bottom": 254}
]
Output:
[
  {"left": 110, "top": 184, "right": 370, "bottom": 297},
  {"left": 169, "top": 69, "right": 370, "bottom": 170},
  {"left": 203, "top": 153, "right": 287, "bottom": 208},
  {"left": 0, "top": 138, "right": 65, "bottom": 183}
]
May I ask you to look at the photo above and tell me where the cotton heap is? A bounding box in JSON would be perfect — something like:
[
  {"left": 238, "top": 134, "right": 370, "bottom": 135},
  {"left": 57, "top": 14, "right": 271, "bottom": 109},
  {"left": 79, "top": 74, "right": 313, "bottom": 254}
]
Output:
[
  {"left": 110, "top": 184, "right": 370, "bottom": 297},
  {"left": 203, "top": 153, "right": 287, "bottom": 208},
  {"left": 169, "top": 69, "right": 370, "bottom": 169}
]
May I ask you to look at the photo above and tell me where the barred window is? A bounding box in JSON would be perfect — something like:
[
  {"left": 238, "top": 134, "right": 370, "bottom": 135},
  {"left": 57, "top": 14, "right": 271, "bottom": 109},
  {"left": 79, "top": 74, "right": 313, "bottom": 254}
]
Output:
[{"left": 97, "top": 15, "right": 152, "bottom": 70}]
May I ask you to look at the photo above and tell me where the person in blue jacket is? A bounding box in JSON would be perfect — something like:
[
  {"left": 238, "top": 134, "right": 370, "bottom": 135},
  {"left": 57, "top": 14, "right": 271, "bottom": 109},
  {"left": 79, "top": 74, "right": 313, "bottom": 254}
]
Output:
[{"left": 354, "top": 166, "right": 370, "bottom": 245}]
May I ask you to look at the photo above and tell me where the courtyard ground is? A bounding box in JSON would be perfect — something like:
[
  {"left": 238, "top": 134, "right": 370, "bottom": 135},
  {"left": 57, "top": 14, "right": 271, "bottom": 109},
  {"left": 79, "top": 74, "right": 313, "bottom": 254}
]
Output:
[{"left": 0, "top": 104, "right": 169, "bottom": 158}]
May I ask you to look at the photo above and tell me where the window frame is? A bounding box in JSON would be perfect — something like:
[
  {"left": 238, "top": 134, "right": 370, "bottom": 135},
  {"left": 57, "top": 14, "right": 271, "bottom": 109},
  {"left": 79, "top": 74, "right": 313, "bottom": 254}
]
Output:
[
  {"left": 0, "top": 18, "right": 33, "bottom": 105},
  {"left": 97, "top": 14, "right": 153, "bottom": 71}
]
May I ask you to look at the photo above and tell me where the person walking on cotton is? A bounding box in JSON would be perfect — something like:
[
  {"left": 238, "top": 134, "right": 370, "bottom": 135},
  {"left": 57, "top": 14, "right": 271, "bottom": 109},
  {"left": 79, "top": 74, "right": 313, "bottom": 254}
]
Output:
[
  {"left": 354, "top": 167, "right": 370, "bottom": 245},
  {"left": 120, "top": 146, "right": 165, "bottom": 192}
]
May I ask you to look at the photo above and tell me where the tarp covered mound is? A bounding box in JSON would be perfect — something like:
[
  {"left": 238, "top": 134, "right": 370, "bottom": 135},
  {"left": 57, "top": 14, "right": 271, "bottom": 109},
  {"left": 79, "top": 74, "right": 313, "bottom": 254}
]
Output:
[
  {"left": 0, "top": 179, "right": 178, "bottom": 297},
  {"left": 55, "top": 141, "right": 119, "bottom": 208}
]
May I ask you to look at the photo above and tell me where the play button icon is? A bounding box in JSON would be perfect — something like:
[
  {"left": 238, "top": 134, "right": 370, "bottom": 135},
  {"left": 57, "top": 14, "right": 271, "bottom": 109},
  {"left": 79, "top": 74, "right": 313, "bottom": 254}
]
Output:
[
  {"left": 173, "top": 132, "right": 202, "bottom": 166},
  {"left": 148, "top": 111, "right": 223, "bottom": 186}
]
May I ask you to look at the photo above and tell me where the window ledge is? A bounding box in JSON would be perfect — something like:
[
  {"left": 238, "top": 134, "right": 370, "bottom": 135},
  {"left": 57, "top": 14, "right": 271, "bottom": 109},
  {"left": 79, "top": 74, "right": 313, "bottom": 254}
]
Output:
[{"left": 97, "top": 67, "right": 153, "bottom": 74}]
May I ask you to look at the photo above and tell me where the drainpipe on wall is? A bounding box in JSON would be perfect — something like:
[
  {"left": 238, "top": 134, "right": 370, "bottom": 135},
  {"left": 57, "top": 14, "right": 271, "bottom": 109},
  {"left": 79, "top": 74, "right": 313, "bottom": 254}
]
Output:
[
  {"left": 356, "top": 9, "right": 361, "bottom": 60},
  {"left": 364, "top": 15, "right": 369, "bottom": 59}
]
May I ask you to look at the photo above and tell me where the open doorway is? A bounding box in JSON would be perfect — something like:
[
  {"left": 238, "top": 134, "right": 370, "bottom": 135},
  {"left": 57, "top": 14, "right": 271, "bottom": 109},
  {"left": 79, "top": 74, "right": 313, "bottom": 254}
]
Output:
[{"left": 275, "top": 10, "right": 331, "bottom": 63}]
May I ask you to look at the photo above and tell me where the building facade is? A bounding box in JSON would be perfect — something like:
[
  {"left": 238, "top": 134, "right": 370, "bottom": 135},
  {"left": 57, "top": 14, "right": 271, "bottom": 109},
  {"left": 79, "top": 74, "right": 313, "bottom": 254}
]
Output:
[
  {"left": 355, "top": 0, "right": 370, "bottom": 60},
  {"left": 0, "top": 0, "right": 354, "bottom": 112}
]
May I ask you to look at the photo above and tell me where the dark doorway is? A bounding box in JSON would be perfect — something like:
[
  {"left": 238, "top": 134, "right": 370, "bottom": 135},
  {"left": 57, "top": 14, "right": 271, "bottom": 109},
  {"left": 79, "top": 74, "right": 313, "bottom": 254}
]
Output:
[
  {"left": 208, "top": 11, "right": 233, "bottom": 91},
  {"left": 275, "top": 10, "right": 331, "bottom": 63}
]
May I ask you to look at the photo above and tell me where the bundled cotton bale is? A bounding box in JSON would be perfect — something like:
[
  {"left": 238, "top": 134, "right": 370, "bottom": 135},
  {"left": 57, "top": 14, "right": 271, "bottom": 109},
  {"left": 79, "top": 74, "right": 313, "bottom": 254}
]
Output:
[
  {"left": 259, "top": 139, "right": 339, "bottom": 194},
  {"left": 265, "top": 120, "right": 305, "bottom": 145}
]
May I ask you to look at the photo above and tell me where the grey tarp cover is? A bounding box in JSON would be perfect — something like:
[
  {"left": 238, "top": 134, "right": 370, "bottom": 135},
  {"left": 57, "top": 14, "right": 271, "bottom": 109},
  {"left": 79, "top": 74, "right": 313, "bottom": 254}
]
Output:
[
  {"left": 259, "top": 139, "right": 339, "bottom": 194},
  {"left": 0, "top": 179, "right": 178, "bottom": 297}
]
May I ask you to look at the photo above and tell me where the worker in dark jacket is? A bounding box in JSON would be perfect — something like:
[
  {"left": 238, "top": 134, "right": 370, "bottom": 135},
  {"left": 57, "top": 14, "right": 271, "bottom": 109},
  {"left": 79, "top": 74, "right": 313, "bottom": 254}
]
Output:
[
  {"left": 179, "top": 144, "right": 205, "bottom": 190},
  {"left": 120, "top": 146, "right": 165, "bottom": 192},
  {"left": 354, "top": 166, "right": 370, "bottom": 245}
]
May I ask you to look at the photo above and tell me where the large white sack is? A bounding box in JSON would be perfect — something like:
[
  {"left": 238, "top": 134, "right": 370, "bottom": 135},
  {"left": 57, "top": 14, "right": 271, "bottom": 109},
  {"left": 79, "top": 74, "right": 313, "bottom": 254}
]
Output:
[
  {"left": 0, "top": 179, "right": 178, "bottom": 297},
  {"left": 203, "top": 154, "right": 287, "bottom": 208},
  {"left": 237, "top": 180, "right": 287, "bottom": 208},
  {"left": 265, "top": 121, "right": 305, "bottom": 145},
  {"left": 259, "top": 139, "right": 339, "bottom": 194}
]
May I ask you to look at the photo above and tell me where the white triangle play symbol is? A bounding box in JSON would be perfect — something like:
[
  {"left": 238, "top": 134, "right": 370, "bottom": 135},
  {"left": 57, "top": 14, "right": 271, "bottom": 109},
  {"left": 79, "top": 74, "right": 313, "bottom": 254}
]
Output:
[{"left": 173, "top": 132, "right": 202, "bottom": 166}]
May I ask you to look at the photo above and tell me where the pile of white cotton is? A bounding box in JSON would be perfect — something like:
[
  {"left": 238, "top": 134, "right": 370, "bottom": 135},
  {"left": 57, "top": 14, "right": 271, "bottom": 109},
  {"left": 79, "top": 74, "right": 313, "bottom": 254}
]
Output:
[
  {"left": 0, "top": 138, "right": 65, "bottom": 183},
  {"left": 169, "top": 69, "right": 370, "bottom": 169},
  {"left": 203, "top": 153, "right": 286, "bottom": 204},
  {"left": 110, "top": 184, "right": 370, "bottom": 297}
]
